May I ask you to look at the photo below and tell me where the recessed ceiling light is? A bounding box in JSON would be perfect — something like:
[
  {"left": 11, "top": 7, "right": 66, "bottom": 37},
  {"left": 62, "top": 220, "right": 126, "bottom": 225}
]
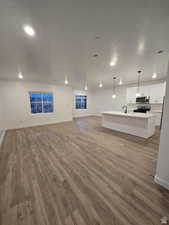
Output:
[
  {"left": 152, "top": 73, "right": 157, "bottom": 79},
  {"left": 18, "top": 72, "right": 23, "bottom": 79},
  {"left": 93, "top": 54, "right": 99, "bottom": 58},
  {"left": 112, "top": 94, "right": 116, "bottom": 99},
  {"left": 94, "top": 36, "right": 101, "bottom": 40},
  {"left": 157, "top": 50, "right": 164, "bottom": 54},
  {"left": 23, "top": 25, "right": 35, "bottom": 36}
]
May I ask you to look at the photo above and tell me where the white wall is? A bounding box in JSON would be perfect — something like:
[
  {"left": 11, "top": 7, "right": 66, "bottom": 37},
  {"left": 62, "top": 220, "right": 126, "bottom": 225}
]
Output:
[
  {"left": 92, "top": 86, "right": 127, "bottom": 115},
  {"left": 0, "top": 79, "right": 167, "bottom": 130},
  {"left": 0, "top": 97, "right": 2, "bottom": 124},
  {"left": 0, "top": 96, "right": 3, "bottom": 137},
  {"left": 155, "top": 65, "right": 169, "bottom": 190},
  {"left": 73, "top": 90, "right": 93, "bottom": 118},
  {"left": 0, "top": 80, "right": 73, "bottom": 130},
  {"left": 0, "top": 131, "right": 3, "bottom": 139}
]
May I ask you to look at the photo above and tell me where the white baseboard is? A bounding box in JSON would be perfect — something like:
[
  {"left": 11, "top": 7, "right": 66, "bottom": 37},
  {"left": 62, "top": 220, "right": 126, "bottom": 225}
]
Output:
[
  {"left": 0, "top": 130, "right": 6, "bottom": 146},
  {"left": 73, "top": 113, "right": 102, "bottom": 118},
  {"left": 4, "top": 119, "right": 73, "bottom": 130},
  {"left": 154, "top": 175, "right": 169, "bottom": 190},
  {"left": 73, "top": 114, "right": 92, "bottom": 118}
]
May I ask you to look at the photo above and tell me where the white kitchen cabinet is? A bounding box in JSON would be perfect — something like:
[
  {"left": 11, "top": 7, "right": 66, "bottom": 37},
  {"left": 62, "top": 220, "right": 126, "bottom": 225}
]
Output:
[
  {"left": 140, "top": 85, "right": 150, "bottom": 97},
  {"left": 149, "top": 83, "right": 165, "bottom": 104},
  {"left": 126, "top": 82, "right": 166, "bottom": 104},
  {"left": 126, "top": 87, "right": 137, "bottom": 104}
]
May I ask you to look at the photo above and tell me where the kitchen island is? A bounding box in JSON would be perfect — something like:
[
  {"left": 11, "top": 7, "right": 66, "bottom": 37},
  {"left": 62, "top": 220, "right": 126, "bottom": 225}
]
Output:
[{"left": 102, "top": 111, "right": 155, "bottom": 138}]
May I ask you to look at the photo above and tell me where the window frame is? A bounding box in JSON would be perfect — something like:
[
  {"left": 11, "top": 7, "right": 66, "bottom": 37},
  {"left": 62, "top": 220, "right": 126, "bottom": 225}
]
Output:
[
  {"left": 75, "top": 95, "right": 87, "bottom": 110},
  {"left": 29, "top": 92, "right": 54, "bottom": 114}
]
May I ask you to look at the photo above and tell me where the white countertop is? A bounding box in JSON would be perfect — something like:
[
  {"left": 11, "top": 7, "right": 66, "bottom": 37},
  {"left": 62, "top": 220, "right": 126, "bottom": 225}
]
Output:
[
  {"left": 151, "top": 110, "right": 162, "bottom": 113},
  {"left": 102, "top": 111, "right": 154, "bottom": 119}
]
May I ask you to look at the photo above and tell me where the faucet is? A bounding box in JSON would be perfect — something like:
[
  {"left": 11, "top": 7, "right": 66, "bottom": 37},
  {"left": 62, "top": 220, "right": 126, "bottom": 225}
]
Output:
[{"left": 122, "top": 105, "right": 128, "bottom": 114}]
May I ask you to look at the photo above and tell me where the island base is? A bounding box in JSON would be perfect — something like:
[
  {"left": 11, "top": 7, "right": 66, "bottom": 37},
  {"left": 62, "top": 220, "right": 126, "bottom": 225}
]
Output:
[{"left": 102, "top": 113, "right": 155, "bottom": 139}]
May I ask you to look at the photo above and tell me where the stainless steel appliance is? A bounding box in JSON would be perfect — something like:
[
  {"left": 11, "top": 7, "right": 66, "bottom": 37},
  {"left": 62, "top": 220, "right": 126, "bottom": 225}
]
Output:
[
  {"left": 133, "top": 105, "right": 151, "bottom": 113},
  {"left": 134, "top": 96, "right": 151, "bottom": 113},
  {"left": 136, "top": 96, "right": 150, "bottom": 103}
]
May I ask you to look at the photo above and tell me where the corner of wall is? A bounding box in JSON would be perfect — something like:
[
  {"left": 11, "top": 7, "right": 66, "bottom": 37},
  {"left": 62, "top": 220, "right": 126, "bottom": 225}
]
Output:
[
  {"left": 0, "top": 130, "right": 6, "bottom": 146},
  {"left": 155, "top": 62, "right": 169, "bottom": 191},
  {"left": 154, "top": 175, "right": 169, "bottom": 190}
]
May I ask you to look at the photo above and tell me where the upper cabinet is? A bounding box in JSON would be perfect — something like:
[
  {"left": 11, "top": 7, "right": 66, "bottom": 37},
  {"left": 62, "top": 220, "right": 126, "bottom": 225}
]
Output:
[
  {"left": 126, "top": 87, "right": 137, "bottom": 104},
  {"left": 126, "top": 82, "right": 166, "bottom": 104},
  {"left": 140, "top": 85, "right": 150, "bottom": 97},
  {"left": 149, "top": 83, "right": 166, "bottom": 104}
]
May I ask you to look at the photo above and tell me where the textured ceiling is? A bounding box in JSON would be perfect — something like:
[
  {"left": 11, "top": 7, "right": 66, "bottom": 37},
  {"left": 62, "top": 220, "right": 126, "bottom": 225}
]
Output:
[{"left": 0, "top": 0, "right": 169, "bottom": 89}]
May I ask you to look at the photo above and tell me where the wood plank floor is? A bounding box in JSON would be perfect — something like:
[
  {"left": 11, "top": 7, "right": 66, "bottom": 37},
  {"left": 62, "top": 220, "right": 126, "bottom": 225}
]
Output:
[{"left": 0, "top": 116, "right": 169, "bottom": 225}]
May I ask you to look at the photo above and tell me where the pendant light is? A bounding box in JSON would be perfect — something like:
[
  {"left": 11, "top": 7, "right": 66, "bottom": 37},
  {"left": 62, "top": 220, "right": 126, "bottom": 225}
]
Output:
[
  {"left": 112, "top": 77, "right": 117, "bottom": 99},
  {"left": 119, "top": 79, "right": 123, "bottom": 85},
  {"left": 18, "top": 72, "right": 23, "bottom": 79},
  {"left": 152, "top": 51, "right": 157, "bottom": 80},
  {"left": 64, "top": 77, "right": 68, "bottom": 85},
  {"left": 17, "top": 65, "right": 23, "bottom": 79},
  {"left": 99, "top": 81, "right": 103, "bottom": 88},
  {"left": 84, "top": 83, "right": 88, "bottom": 91},
  {"left": 136, "top": 70, "right": 142, "bottom": 97},
  {"left": 152, "top": 72, "right": 157, "bottom": 79}
]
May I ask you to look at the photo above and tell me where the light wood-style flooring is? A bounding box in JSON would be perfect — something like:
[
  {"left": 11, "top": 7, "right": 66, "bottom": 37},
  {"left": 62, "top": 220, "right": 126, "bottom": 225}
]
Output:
[{"left": 0, "top": 116, "right": 169, "bottom": 225}]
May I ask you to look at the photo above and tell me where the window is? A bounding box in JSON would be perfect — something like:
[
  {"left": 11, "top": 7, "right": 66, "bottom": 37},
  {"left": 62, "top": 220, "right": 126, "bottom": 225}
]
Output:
[
  {"left": 29, "top": 92, "right": 53, "bottom": 114},
  {"left": 75, "top": 95, "right": 87, "bottom": 109}
]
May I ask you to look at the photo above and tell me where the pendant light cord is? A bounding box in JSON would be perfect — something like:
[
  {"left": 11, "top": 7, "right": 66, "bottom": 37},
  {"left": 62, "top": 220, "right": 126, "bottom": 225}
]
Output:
[
  {"left": 113, "top": 77, "right": 116, "bottom": 94},
  {"left": 137, "top": 71, "right": 142, "bottom": 94}
]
